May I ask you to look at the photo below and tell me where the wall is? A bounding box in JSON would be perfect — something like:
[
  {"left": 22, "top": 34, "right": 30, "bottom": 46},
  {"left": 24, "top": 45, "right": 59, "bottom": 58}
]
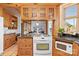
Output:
[
  {"left": 31, "top": 21, "right": 46, "bottom": 34},
  {"left": 76, "top": 4, "right": 79, "bottom": 32},
  {"left": 54, "top": 6, "right": 60, "bottom": 36},
  {"left": 52, "top": 6, "right": 60, "bottom": 54}
]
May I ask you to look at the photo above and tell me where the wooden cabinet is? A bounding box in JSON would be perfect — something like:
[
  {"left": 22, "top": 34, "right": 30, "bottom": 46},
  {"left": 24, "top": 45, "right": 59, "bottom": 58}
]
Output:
[
  {"left": 17, "top": 37, "right": 33, "bottom": 56},
  {"left": 4, "top": 33, "right": 16, "bottom": 50},
  {"left": 21, "top": 6, "right": 30, "bottom": 20},
  {"left": 72, "top": 42, "right": 79, "bottom": 56},
  {"left": 4, "top": 13, "right": 10, "bottom": 27},
  {"left": 38, "top": 7, "right": 47, "bottom": 20},
  {"left": 21, "top": 5, "right": 54, "bottom": 20},
  {"left": 53, "top": 49, "right": 72, "bottom": 56},
  {"left": 31, "top": 8, "right": 38, "bottom": 20},
  {"left": 53, "top": 41, "right": 79, "bottom": 56},
  {"left": 3, "top": 10, "right": 17, "bottom": 29},
  {"left": 48, "top": 8, "right": 54, "bottom": 19}
]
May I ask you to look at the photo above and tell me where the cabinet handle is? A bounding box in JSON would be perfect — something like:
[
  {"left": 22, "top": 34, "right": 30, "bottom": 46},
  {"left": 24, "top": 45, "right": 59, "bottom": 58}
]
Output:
[{"left": 25, "top": 45, "right": 27, "bottom": 47}]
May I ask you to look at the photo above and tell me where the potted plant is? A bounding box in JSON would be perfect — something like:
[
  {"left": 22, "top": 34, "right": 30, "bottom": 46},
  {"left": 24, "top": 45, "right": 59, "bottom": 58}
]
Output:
[{"left": 58, "top": 28, "right": 64, "bottom": 37}]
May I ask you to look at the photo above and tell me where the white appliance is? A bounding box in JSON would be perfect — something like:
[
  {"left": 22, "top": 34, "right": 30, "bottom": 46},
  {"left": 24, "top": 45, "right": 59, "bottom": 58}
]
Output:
[
  {"left": 33, "top": 36, "right": 52, "bottom": 56},
  {"left": 0, "top": 17, "right": 4, "bottom": 54},
  {"left": 55, "top": 41, "right": 72, "bottom": 54},
  {"left": 48, "top": 21, "right": 52, "bottom": 36}
]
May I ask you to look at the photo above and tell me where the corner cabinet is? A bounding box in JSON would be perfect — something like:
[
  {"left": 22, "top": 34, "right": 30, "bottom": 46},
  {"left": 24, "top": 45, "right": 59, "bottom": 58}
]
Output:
[{"left": 21, "top": 5, "right": 55, "bottom": 20}]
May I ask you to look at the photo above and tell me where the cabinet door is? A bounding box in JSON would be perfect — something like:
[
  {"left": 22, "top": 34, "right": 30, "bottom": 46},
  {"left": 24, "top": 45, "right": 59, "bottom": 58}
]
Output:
[
  {"left": 4, "top": 17, "right": 10, "bottom": 27},
  {"left": 30, "top": 8, "right": 38, "bottom": 20},
  {"left": 38, "top": 7, "right": 47, "bottom": 20},
  {"left": 53, "top": 49, "right": 72, "bottom": 56},
  {"left": 4, "top": 37, "right": 10, "bottom": 50},
  {"left": 17, "top": 38, "right": 33, "bottom": 56},
  {"left": 21, "top": 6, "right": 30, "bottom": 20},
  {"left": 73, "top": 43, "right": 79, "bottom": 56},
  {"left": 48, "top": 8, "right": 54, "bottom": 20}
]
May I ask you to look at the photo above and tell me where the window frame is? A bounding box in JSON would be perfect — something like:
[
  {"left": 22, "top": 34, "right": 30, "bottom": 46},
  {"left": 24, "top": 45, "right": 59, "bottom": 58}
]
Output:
[{"left": 63, "top": 4, "right": 78, "bottom": 29}]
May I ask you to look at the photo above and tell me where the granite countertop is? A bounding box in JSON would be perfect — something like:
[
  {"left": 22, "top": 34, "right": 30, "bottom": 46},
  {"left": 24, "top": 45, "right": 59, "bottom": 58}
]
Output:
[
  {"left": 56, "top": 36, "right": 79, "bottom": 44},
  {"left": 17, "top": 33, "right": 50, "bottom": 40},
  {"left": 18, "top": 35, "right": 32, "bottom": 38}
]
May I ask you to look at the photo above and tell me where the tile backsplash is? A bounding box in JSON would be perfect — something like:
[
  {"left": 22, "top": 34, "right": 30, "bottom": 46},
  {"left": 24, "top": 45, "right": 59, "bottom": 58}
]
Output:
[{"left": 4, "top": 27, "right": 17, "bottom": 34}]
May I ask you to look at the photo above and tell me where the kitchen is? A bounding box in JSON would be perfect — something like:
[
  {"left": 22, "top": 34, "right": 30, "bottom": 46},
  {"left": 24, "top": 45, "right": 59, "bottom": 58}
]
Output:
[
  {"left": 0, "top": 3, "right": 79, "bottom": 56},
  {"left": 0, "top": 3, "right": 59, "bottom": 56}
]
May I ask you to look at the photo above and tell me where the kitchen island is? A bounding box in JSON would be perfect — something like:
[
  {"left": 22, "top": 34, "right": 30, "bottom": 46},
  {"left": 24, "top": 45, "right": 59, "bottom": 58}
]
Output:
[
  {"left": 17, "top": 34, "right": 52, "bottom": 56},
  {"left": 17, "top": 35, "right": 33, "bottom": 56}
]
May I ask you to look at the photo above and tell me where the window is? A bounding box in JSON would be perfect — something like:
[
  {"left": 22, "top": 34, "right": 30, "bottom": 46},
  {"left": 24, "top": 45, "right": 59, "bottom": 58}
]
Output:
[
  {"left": 64, "top": 4, "right": 77, "bottom": 33},
  {"left": 65, "top": 18, "right": 76, "bottom": 27},
  {"left": 64, "top": 5, "right": 77, "bottom": 18}
]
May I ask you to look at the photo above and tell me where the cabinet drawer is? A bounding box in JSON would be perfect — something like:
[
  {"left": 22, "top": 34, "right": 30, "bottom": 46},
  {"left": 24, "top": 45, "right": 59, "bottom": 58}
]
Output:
[
  {"left": 18, "top": 47, "right": 32, "bottom": 56},
  {"left": 17, "top": 37, "right": 33, "bottom": 56},
  {"left": 4, "top": 34, "right": 16, "bottom": 50}
]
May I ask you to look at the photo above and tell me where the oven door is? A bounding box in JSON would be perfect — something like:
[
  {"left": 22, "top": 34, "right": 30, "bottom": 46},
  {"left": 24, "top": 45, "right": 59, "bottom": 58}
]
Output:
[
  {"left": 33, "top": 40, "right": 52, "bottom": 55},
  {"left": 37, "top": 43, "right": 49, "bottom": 50},
  {"left": 55, "top": 41, "right": 72, "bottom": 54}
]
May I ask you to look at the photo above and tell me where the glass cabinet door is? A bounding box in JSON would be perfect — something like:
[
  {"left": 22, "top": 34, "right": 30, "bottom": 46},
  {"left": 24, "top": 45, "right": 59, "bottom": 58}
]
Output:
[
  {"left": 39, "top": 8, "right": 46, "bottom": 17},
  {"left": 22, "top": 7, "right": 30, "bottom": 20},
  {"left": 23, "top": 8, "right": 29, "bottom": 17},
  {"left": 31, "top": 8, "right": 37, "bottom": 19},
  {"left": 39, "top": 8, "right": 46, "bottom": 20},
  {"left": 48, "top": 8, "right": 54, "bottom": 19}
]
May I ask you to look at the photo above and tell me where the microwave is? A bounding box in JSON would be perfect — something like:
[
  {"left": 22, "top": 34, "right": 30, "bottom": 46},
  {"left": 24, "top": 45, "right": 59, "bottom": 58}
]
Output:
[{"left": 55, "top": 41, "right": 72, "bottom": 54}]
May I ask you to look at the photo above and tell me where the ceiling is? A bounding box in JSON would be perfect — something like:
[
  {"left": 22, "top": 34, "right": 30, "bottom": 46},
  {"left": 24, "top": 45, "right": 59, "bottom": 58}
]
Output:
[
  {"left": 0, "top": 3, "right": 62, "bottom": 17},
  {"left": 0, "top": 3, "right": 61, "bottom": 8}
]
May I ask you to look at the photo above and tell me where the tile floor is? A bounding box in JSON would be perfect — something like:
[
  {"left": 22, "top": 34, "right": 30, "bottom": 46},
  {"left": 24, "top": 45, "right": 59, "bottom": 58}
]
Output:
[{"left": 2, "top": 44, "right": 17, "bottom": 56}]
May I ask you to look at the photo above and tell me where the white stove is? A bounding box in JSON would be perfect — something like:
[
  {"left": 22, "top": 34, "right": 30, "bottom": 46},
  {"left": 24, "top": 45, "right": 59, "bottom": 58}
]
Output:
[{"left": 33, "top": 35, "right": 52, "bottom": 56}]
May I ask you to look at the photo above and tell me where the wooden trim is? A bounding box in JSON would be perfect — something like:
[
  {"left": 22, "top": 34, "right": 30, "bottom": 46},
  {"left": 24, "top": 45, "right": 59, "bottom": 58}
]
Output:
[
  {"left": 61, "top": 3, "right": 77, "bottom": 8},
  {"left": 64, "top": 16, "right": 78, "bottom": 19},
  {"left": 60, "top": 3, "right": 78, "bottom": 28}
]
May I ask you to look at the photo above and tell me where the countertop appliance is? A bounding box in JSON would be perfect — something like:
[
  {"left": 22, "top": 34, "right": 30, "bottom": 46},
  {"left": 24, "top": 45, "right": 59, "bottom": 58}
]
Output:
[
  {"left": 55, "top": 41, "right": 72, "bottom": 54},
  {"left": 33, "top": 35, "right": 52, "bottom": 56}
]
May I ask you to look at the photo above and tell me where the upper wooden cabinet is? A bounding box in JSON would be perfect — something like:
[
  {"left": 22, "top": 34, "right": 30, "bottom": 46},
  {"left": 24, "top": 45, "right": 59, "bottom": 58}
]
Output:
[
  {"left": 3, "top": 10, "right": 18, "bottom": 29},
  {"left": 21, "top": 6, "right": 30, "bottom": 20},
  {"left": 48, "top": 8, "right": 54, "bottom": 19},
  {"left": 21, "top": 5, "right": 55, "bottom": 20}
]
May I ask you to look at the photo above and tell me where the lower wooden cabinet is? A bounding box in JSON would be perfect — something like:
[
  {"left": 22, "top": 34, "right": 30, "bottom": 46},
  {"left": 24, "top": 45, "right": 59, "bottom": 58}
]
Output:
[
  {"left": 53, "top": 42, "right": 79, "bottom": 56},
  {"left": 72, "top": 42, "right": 79, "bottom": 56},
  {"left": 53, "top": 49, "right": 72, "bottom": 56},
  {"left": 17, "top": 37, "right": 33, "bottom": 56},
  {"left": 4, "top": 33, "right": 16, "bottom": 50},
  {"left": 53, "top": 48, "right": 72, "bottom": 56}
]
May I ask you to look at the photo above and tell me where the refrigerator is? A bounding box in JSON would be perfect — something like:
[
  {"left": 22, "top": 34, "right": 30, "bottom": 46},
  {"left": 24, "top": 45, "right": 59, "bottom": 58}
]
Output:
[
  {"left": 0, "top": 16, "right": 4, "bottom": 54},
  {"left": 48, "top": 20, "right": 52, "bottom": 36}
]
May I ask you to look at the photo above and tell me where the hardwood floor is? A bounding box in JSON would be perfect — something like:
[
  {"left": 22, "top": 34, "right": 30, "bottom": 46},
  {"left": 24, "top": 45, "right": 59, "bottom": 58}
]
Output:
[{"left": 3, "top": 43, "right": 17, "bottom": 56}]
